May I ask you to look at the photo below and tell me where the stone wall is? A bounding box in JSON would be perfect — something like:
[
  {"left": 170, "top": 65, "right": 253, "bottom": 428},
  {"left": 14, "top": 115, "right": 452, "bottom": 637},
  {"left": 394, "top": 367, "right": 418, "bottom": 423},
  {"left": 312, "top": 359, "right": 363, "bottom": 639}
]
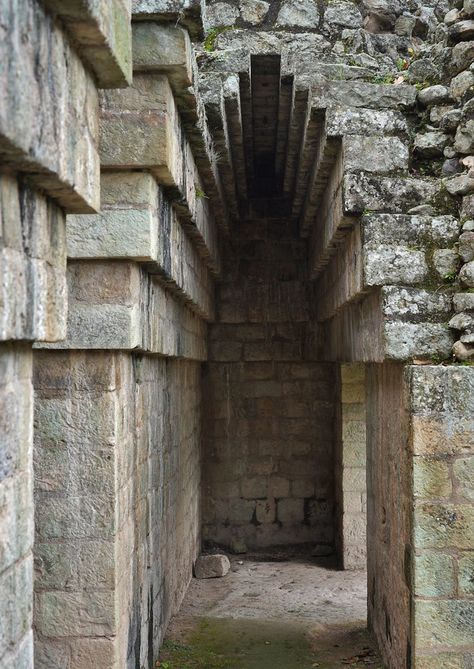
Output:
[
  {"left": 33, "top": 352, "right": 201, "bottom": 668},
  {"left": 410, "top": 365, "right": 474, "bottom": 668},
  {"left": 366, "top": 363, "right": 412, "bottom": 669},
  {"left": 0, "top": 1, "right": 132, "bottom": 666},
  {"left": 202, "top": 207, "right": 337, "bottom": 552},
  {"left": 1, "top": 1, "right": 474, "bottom": 668},
  {"left": 335, "top": 364, "right": 367, "bottom": 571}
]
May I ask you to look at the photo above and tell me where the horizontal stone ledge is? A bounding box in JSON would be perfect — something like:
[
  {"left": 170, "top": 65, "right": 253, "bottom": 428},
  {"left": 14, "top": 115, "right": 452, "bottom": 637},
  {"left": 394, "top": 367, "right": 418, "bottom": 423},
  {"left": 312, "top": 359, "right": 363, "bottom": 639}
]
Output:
[
  {"left": 35, "top": 262, "right": 207, "bottom": 361},
  {"left": 311, "top": 81, "right": 417, "bottom": 111},
  {"left": 0, "top": 0, "right": 101, "bottom": 213},
  {"left": 0, "top": 175, "right": 67, "bottom": 343},
  {"left": 41, "top": 0, "right": 133, "bottom": 88},
  {"left": 99, "top": 74, "right": 221, "bottom": 274},
  {"left": 67, "top": 172, "right": 214, "bottom": 320},
  {"left": 132, "top": 22, "right": 231, "bottom": 233},
  {"left": 325, "top": 108, "right": 409, "bottom": 137},
  {"left": 132, "top": 0, "right": 205, "bottom": 40},
  {"left": 321, "top": 289, "right": 454, "bottom": 363}
]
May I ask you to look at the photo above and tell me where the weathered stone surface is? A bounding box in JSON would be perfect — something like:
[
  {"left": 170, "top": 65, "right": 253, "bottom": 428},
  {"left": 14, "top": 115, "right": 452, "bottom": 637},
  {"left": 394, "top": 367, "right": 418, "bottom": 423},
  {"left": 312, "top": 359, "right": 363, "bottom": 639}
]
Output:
[
  {"left": 459, "top": 259, "right": 474, "bottom": 286},
  {"left": 433, "top": 248, "right": 459, "bottom": 278},
  {"left": 205, "top": 2, "right": 240, "bottom": 28},
  {"left": 418, "top": 85, "right": 451, "bottom": 106},
  {"left": 240, "top": 0, "right": 269, "bottom": 24},
  {"left": 276, "top": 0, "right": 319, "bottom": 28},
  {"left": 344, "top": 135, "right": 409, "bottom": 173},
  {"left": 414, "top": 131, "right": 450, "bottom": 157},
  {"left": 0, "top": 0, "right": 101, "bottom": 213},
  {"left": 324, "top": 2, "right": 363, "bottom": 30},
  {"left": 194, "top": 555, "right": 230, "bottom": 578},
  {"left": 100, "top": 74, "right": 220, "bottom": 273},
  {"left": 414, "top": 552, "right": 456, "bottom": 596},
  {"left": 42, "top": 0, "right": 133, "bottom": 87},
  {"left": 344, "top": 175, "right": 439, "bottom": 214},
  {"left": 132, "top": 0, "right": 204, "bottom": 39}
]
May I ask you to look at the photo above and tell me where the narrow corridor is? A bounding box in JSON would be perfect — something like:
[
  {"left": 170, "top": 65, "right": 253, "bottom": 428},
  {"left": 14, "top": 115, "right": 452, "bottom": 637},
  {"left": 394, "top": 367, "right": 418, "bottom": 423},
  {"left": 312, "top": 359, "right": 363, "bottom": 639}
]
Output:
[{"left": 159, "top": 553, "right": 382, "bottom": 669}]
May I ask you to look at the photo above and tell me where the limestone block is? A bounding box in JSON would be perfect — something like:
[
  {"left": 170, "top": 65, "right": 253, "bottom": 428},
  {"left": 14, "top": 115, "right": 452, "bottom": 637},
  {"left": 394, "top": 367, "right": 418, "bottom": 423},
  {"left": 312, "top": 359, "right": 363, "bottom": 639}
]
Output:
[
  {"left": 414, "top": 502, "right": 474, "bottom": 549},
  {"left": 413, "top": 458, "right": 452, "bottom": 498},
  {"left": 276, "top": 0, "right": 319, "bottom": 28},
  {"left": 362, "top": 214, "right": 460, "bottom": 247},
  {"left": 132, "top": 0, "right": 205, "bottom": 40},
  {"left": 0, "top": 0, "right": 100, "bottom": 213},
  {"left": 326, "top": 108, "right": 408, "bottom": 137},
  {"left": 415, "top": 653, "right": 467, "bottom": 669},
  {"left": 37, "top": 260, "right": 207, "bottom": 359},
  {"left": 458, "top": 554, "right": 474, "bottom": 595},
  {"left": 0, "top": 632, "right": 33, "bottom": 669},
  {"left": 100, "top": 75, "right": 220, "bottom": 273},
  {"left": 343, "top": 174, "right": 439, "bottom": 214},
  {"left": 0, "top": 557, "right": 33, "bottom": 660},
  {"left": 384, "top": 323, "right": 454, "bottom": 360},
  {"left": 132, "top": 22, "right": 193, "bottom": 87},
  {"left": 256, "top": 498, "right": 276, "bottom": 523},
  {"left": 36, "top": 591, "right": 115, "bottom": 638},
  {"left": 67, "top": 173, "right": 214, "bottom": 319},
  {"left": 312, "top": 81, "right": 417, "bottom": 111},
  {"left": 364, "top": 247, "right": 428, "bottom": 286},
  {"left": 41, "top": 0, "right": 132, "bottom": 87},
  {"left": 324, "top": 2, "right": 363, "bottom": 30},
  {"left": 413, "top": 552, "right": 456, "bottom": 597},
  {"left": 453, "top": 457, "right": 474, "bottom": 501},
  {"left": 0, "top": 175, "right": 67, "bottom": 343},
  {"left": 277, "top": 498, "right": 304, "bottom": 524},
  {"left": 381, "top": 287, "right": 452, "bottom": 322},
  {"left": 414, "top": 131, "right": 450, "bottom": 157},
  {"left": 194, "top": 554, "right": 230, "bottom": 579},
  {"left": 415, "top": 600, "right": 474, "bottom": 649},
  {"left": 70, "top": 638, "right": 116, "bottom": 669},
  {"left": 418, "top": 85, "right": 451, "bottom": 106},
  {"left": 343, "top": 135, "right": 409, "bottom": 173},
  {"left": 240, "top": 1, "right": 270, "bottom": 25},
  {"left": 205, "top": 2, "right": 239, "bottom": 28}
]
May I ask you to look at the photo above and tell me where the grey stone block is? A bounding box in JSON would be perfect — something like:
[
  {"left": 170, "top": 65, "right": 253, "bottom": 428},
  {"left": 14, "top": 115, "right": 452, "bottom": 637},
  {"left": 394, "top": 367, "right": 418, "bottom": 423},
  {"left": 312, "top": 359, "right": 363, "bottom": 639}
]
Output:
[{"left": 194, "top": 554, "right": 230, "bottom": 579}]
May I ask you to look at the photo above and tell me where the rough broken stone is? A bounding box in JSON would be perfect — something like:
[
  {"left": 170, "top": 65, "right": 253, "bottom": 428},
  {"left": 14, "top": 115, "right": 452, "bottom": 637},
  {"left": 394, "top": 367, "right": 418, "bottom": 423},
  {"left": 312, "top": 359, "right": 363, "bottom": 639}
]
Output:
[
  {"left": 414, "top": 131, "right": 450, "bottom": 157},
  {"left": 324, "top": 2, "right": 363, "bottom": 30},
  {"left": 453, "top": 340, "right": 474, "bottom": 360},
  {"left": 439, "top": 108, "right": 462, "bottom": 133},
  {"left": 433, "top": 249, "right": 460, "bottom": 279},
  {"left": 362, "top": 0, "right": 402, "bottom": 32},
  {"left": 459, "top": 259, "right": 474, "bottom": 286},
  {"left": 194, "top": 554, "right": 231, "bottom": 578},
  {"left": 450, "top": 69, "right": 474, "bottom": 100},
  {"left": 444, "top": 173, "right": 474, "bottom": 195},
  {"left": 459, "top": 231, "right": 474, "bottom": 262},
  {"left": 449, "top": 311, "right": 474, "bottom": 332},
  {"left": 454, "top": 121, "right": 474, "bottom": 154},
  {"left": 205, "top": 2, "right": 239, "bottom": 28},
  {"left": 276, "top": 0, "right": 319, "bottom": 28},
  {"left": 418, "top": 85, "right": 451, "bottom": 106},
  {"left": 239, "top": 0, "right": 269, "bottom": 24}
]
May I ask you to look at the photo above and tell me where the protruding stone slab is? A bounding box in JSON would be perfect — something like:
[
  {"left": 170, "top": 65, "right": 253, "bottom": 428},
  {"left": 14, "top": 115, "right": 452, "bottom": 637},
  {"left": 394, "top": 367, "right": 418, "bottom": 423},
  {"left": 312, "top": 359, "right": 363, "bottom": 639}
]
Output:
[
  {"left": 194, "top": 554, "right": 230, "bottom": 579},
  {"left": 132, "top": 0, "right": 204, "bottom": 39},
  {"left": 67, "top": 172, "right": 215, "bottom": 320},
  {"left": 41, "top": 0, "right": 133, "bottom": 88},
  {"left": 100, "top": 74, "right": 221, "bottom": 274},
  {"left": 0, "top": 0, "right": 101, "bottom": 213},
  {"left": 37, "top": 262, "right": 207, "bottom": 360}
]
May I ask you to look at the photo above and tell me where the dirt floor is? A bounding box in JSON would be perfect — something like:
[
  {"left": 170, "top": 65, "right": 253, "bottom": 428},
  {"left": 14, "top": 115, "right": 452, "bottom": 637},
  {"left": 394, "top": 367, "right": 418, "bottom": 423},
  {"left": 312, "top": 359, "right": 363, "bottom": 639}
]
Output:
[{"left": 158, "top": 551, "right": 384, "bottom": 669}]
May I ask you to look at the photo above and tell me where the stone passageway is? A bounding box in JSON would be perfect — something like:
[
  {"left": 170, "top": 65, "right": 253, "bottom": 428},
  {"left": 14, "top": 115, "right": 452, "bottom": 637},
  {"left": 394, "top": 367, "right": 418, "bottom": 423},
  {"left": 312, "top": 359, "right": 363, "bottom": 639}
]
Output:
[
  {"left": 159, "top": 553, "right": 381, "bottom": 669},
  {"left": 1, "top": 1, "right": 473, "bottom": 669}
]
